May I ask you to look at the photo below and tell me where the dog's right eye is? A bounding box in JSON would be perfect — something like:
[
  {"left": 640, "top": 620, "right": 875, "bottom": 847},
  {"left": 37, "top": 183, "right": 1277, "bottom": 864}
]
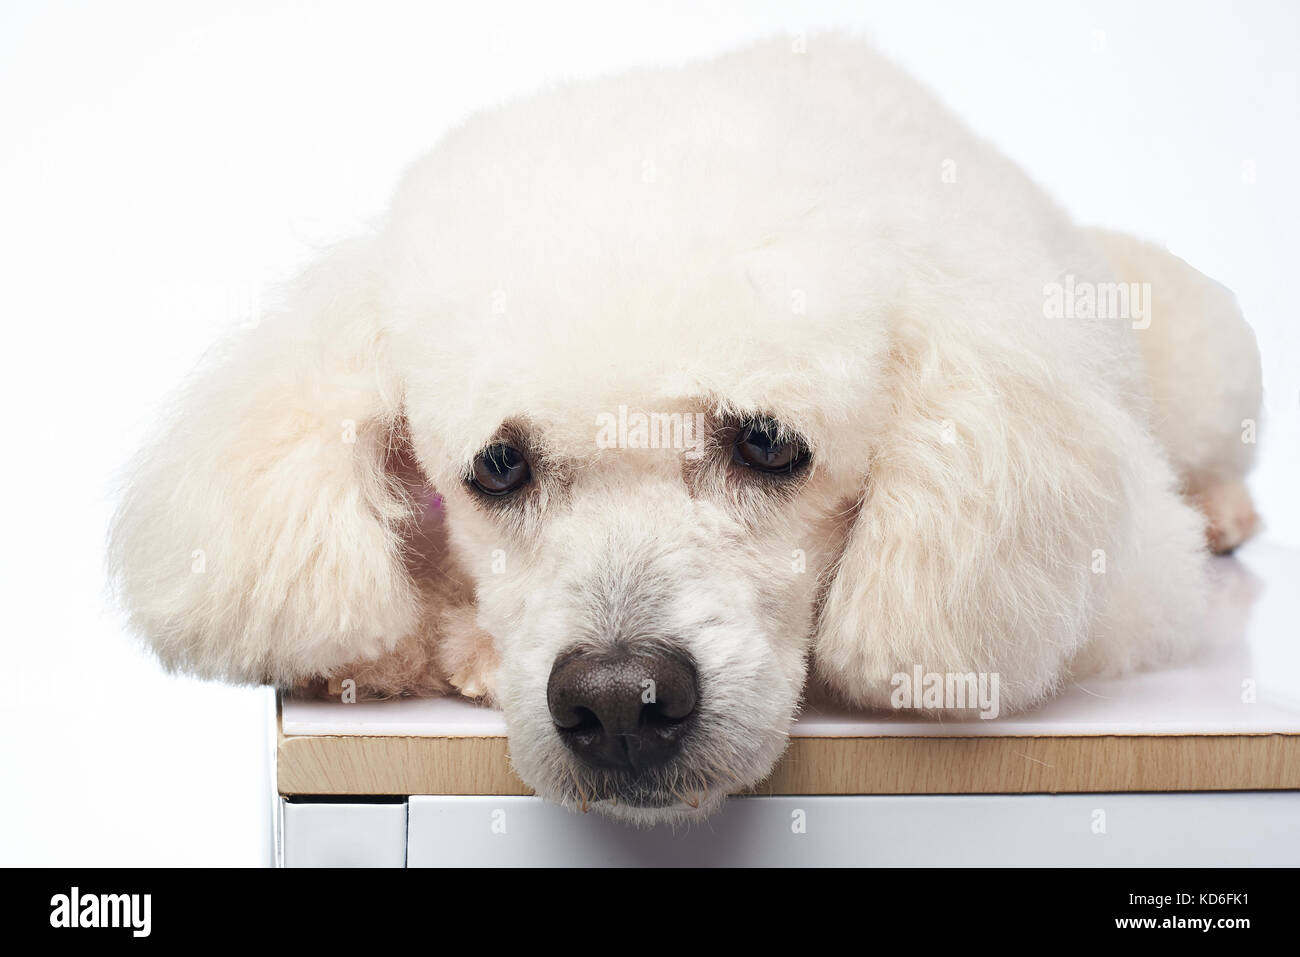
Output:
[
  {"left": 470, "top": 444, "right": 531, "bottom": 496},
  {"left": 733, "top": 417, "right": 809, "bottom": 475}
]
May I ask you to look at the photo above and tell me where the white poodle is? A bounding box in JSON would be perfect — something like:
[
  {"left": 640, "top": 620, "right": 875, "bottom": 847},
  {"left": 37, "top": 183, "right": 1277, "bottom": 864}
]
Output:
[{"left": 110, "top": 35, "right": 1261, "bottom": 822}]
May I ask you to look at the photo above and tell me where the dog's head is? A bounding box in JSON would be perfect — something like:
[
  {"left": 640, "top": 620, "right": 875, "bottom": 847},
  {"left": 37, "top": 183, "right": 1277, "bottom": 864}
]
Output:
[
  {"left": 383, "top": 165, "right": 890, "bottom": 816},
  {"left": 113, "top": 39, "right": 1187, "bottom": 823}
]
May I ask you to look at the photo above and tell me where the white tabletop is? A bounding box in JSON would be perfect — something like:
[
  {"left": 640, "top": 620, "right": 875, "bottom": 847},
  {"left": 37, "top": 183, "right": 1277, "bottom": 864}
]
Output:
[{"left": 282, "top": 540, "right": 1300, "bottom": 738}]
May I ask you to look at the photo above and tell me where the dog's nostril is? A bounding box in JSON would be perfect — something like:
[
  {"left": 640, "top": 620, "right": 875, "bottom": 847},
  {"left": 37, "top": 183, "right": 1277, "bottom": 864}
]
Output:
[
  {"left": 642, "top": 699, "right": 689, "bottom": 727},
  {"left": 546, "top": 645, "right": 699, "bottom": 773},
  {"left": 561, "top": 706, "right": 601, "bottom": 732}
]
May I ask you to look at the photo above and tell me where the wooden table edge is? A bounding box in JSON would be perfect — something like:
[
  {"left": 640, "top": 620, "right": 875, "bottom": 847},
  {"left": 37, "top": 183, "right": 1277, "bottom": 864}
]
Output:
[{"left": 276, "top": 705, "right": 1300, "bottom": 796}]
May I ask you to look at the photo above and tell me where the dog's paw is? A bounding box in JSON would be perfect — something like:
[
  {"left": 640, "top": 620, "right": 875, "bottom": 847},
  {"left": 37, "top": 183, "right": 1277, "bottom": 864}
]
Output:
[
  {"left": 309, "top": 627, "right": 454, "bottom": 700},
  {"left": 447, "top": 665, "right": 495, "bottom": 701},
  {"left": 436, "top": 606, "right": 500, "bottom": 704},
  {"left": 1190, "top": 476, "right": 1260, "bottom": 554}
]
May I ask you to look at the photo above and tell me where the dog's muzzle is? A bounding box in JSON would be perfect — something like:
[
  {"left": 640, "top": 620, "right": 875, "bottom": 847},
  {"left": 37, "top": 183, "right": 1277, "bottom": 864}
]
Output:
[{"left": 546, "top": 644, "right": 699, "bottom": 774}]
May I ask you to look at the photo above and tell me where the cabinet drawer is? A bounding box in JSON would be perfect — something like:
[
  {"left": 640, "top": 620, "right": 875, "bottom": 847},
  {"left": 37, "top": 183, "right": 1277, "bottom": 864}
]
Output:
[{"left": 405, "top": 793, "right": 1300, "bottom": 867}]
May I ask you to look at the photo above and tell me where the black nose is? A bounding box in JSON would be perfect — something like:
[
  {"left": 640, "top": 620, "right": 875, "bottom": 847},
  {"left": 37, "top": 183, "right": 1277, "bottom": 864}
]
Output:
[{"left": 547, "top": 645, "right": 699, "bottom": 772}]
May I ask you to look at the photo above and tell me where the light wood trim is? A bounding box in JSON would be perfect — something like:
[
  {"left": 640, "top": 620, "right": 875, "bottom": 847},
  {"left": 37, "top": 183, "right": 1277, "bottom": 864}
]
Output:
[
  {"left": 278, "top": 719, "right": 1300, "bottom": 796},
  {"left": 755, "top": 734, "right": 1300, "bottom": 794},
  {"left": 280, "top": 734, "right": 528, "bottom": 796}
]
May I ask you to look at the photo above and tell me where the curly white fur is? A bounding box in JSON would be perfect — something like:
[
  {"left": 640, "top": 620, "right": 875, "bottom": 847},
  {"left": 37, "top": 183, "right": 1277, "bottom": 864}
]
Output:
[{"left": 110, "top": 35, "right": 1261, "bottom": 822}]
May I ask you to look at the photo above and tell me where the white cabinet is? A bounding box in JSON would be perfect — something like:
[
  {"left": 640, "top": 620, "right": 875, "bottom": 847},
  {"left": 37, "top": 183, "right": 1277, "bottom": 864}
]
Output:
[
  {"left": 275, "top": 793, "right": 1300, "bottom": 867},
  {"left": 281, "top": 799, "right": 408, "bottom": 867}
]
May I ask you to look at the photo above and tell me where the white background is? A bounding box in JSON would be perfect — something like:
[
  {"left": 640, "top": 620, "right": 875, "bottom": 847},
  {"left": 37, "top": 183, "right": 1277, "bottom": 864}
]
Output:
[{"left": 1, "top": 0, "right": 1296, "bottom": 865}]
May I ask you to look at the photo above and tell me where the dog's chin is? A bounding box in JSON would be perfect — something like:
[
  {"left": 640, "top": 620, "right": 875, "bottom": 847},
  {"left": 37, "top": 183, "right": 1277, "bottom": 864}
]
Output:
[
  {"left": 531, "top": 736, "right": 789, "bottom": 826},
  {"left": 565, "top": 786, "right": 731, "bottom": 827},
  {"left": 542, "top": 766, "right": 732, "bottom": 822}
]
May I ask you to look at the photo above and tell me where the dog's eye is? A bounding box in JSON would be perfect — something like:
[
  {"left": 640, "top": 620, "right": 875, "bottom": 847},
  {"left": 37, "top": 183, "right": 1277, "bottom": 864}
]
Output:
[
  {"left": 470, "top": 444, "right": 531, "bottom": 496},
  {"left": 734, "top": 418, "right": 809, "bottom": 474}
]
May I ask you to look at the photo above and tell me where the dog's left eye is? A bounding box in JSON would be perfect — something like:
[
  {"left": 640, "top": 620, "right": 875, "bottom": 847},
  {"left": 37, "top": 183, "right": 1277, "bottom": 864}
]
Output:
[
  {"left": 470, "top": 444, "right": 531, "bottom": 496},
  {"left": 734, "top": 418, "right": 809, "bottom": 474}
]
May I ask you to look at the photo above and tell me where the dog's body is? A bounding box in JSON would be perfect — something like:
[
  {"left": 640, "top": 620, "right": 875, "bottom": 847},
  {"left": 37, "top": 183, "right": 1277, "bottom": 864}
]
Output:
[{"left": 111, "top": 36, "right": 1260, "bottom": 821}]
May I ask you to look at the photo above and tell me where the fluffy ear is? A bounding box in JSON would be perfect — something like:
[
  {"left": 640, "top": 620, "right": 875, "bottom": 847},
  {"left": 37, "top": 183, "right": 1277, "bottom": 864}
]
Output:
[
  {"left": 811, "top": 307, "right": 1205, "bottom": 713},
  {"left": 109, "top": 240, "right": 424, "bottom": 686}
]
